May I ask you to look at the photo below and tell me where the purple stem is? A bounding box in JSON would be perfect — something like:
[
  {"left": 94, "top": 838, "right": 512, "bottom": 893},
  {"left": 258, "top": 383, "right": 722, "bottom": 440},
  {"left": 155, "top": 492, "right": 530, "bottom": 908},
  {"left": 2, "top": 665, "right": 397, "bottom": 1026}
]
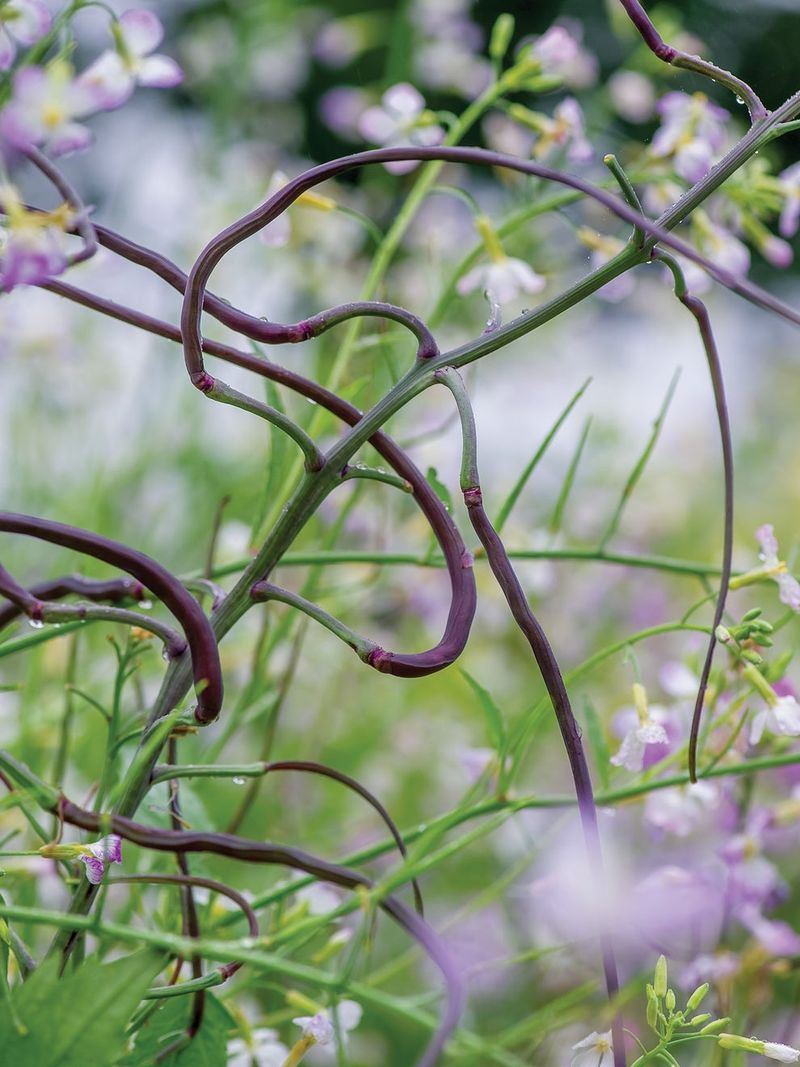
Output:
[
  {"left": 42, "top": 281, "right": 477, "bottom": 680},
  {"left": 58, "top": 795, "right": 464, "bottom": 1067},
  {"left": 23, "top": 147, "right": 98, "bottom": 268},
  {"left": 0, "top": 513, "right": 222, "bottom": 723}
]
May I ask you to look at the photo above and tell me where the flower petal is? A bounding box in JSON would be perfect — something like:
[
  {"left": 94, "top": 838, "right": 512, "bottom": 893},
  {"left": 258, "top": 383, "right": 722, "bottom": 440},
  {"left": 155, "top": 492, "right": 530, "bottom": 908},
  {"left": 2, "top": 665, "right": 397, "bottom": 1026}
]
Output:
[{"left": 119, "top": 9, "right": 164, "bottom": 57}]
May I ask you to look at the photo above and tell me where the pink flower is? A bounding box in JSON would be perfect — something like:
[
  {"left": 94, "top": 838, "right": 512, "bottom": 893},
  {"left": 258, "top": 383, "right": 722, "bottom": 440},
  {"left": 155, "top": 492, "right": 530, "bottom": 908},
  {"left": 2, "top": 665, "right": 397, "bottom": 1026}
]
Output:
[
  {"left": 527, "top": 23, "right": 598, "bottom": 88},
  {"left": 78, "top": 834, "right": 122, "bottom": 884},
  {"left": 0, "top": 184, "right": 71, "bottom": 291},
  {"left": 293, "top": 1000, "right": 362, "bottom": 1046},
  {"left": 0, "top": 0, "right": 51, "bottom": 71},
  {"left": 693, "top": 212, "right": 750, "bottom": 279},
  {"left": 358, "top": 83, "right": 444, "bottom": 174},
  {"left": 78, "top": 10, "right": 183, "bottom": 111},
  {"left": 0, "top": 61, "right": 97, "bottom": 156},
  {"left": 531, "top": 97, "right": 592, "bottom": 163},
  {"left": 651, "top": 91, "right": 729, "bottom": 182}
]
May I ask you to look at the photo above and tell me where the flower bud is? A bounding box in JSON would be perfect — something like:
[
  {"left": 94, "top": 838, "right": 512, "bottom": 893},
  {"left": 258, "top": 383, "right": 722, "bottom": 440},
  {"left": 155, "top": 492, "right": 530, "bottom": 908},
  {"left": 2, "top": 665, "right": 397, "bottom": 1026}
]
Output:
[
  {"left": 686, "top": 982, "right": 709, "bottom": 1011},
  {"left": 489, "top": 14, "right": 515, "bottom": 64},
  {"left": 665, "top": 989, "right": 676, "bottom": 1012},
  {"left": 690, "top": 1013, "right": 711, "bottom": 1026},
  {"left": 654, "top": 954, "right": 668, "bottom": 998}
]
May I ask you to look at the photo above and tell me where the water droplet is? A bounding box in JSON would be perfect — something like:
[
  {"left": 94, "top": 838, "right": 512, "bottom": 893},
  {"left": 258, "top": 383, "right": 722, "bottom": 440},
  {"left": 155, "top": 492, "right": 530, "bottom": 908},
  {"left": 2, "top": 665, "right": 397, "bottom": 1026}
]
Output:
[
  {"left": 306, "top": 397, "right": 318, "bottom": 406},
  {"left": 735, "top": 95, "right": 744, "bottom": 105},
  {"left": 232, "top": 776, "right": 246, "bottom": 785},
  {"left": 240, "top": 937, "right": 257, "bottom": 949},
  {"left": 162, "top": 648, "right": 171, "bottom": 662},
  {"left": 138, "top": 599, "right": 153, "bottom": 610},
  {"left": 28, "top": 618, "right": 44, "bottom": 629}
]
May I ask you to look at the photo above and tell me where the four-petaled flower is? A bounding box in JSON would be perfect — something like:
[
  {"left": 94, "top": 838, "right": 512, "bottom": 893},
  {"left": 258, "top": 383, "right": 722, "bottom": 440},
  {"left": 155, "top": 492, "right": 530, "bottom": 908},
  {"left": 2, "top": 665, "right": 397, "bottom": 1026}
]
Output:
[
  {"left": 458, "top": 213, "right": 546, "bottom": 308},
  {"left": 756, "top": 524, "right": 800, "bottom": 612},
  {"left": 750, "top": 694, "right": 800, "bottom": 745},
  {"left": 78, "top": 834, "right": 123, "bottom": 884},
  {"left": 571, "top": 1030, "right": 614, "bottom": 1067},
  {"left": 358, "top": 83, "right": 444, "bottom": 174},
  {"left": 293, "top": 999, "right": 362, "bottom": 1047},
  {"left": 0, "top": 0, "right": 51, "bottom": 72},
  {"left": 611, "top": 683, "right": 670, "bottom": 772},
  {"left": 651, "top": 91, "right": 729, "bottom": 182},
  {"left": 0, "top": 60, "right": 98, "bottom": 156},
  {"left": 77, "top": 9, "right": 183, "bottom": 111},
  {"left": 530, "top": 97, "right": 592, "bottom": 163},
  {"left": 0, "top": 183, "right": 72, "bottom": 292}
]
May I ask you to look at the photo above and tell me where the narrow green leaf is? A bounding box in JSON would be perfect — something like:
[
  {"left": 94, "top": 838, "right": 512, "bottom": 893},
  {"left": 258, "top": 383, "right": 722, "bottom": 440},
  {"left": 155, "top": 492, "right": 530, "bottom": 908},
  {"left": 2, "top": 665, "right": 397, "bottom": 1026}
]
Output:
[
  {"left": 548, "top": 415, "right": 593, "bottom": 536},
  {"left": 460, "top": 669, "right": 506, "bottom": 753},
  {"left": 599, "top": 366, "right": 681, "bottom": 549},
  {"left": 495, "top": 377, "right": 591, "bottom": 534},
  {"left": 581, "top": 696, "right": 610, "bottom": 790}
]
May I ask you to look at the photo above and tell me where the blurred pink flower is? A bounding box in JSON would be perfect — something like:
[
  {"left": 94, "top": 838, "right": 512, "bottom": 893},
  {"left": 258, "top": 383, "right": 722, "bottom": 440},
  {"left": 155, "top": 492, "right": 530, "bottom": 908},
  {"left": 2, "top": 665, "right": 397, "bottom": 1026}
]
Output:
[
  {"left": 651, "top": 91, "right": 729, "bottom": 182},
  {"left": 0, "top": 0, "right": 51, "bottom": 71},
  {"left": 358, "top": 83, "right": 443, "bottom": 174},
  {"left": 0, "top": 61, "right": 97, "bottom": 156},
  {"left": 756, "top": 524, "right": 800, "bottom": 613}
]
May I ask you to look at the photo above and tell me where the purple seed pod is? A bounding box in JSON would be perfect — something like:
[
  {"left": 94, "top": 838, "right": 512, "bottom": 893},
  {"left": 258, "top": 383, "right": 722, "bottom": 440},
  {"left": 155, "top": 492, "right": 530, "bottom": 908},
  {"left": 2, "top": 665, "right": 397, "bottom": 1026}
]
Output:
[{"left": 0, "top": 513, "right": 222, "bottom": 723}]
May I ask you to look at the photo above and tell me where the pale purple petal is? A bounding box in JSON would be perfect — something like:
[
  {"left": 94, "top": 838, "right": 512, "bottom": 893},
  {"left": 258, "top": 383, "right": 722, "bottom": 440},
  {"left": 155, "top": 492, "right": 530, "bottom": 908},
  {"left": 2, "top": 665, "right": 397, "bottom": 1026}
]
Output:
[
  {"left": 119, "top": 9, "right": 164, "bottom": 57},
  {"left": 357, "top": 104, "right": 398, "bottom": 144},
  {"left": 78, "top": 853, "right": 106, "bottom": 884},
  {"left": 47, "top": 121, "right": 92, "bottom": 157},
  {"left": 78, "top": 51, "right": 134, "bottom": 110},
  {"left": 0, "top": 29, "right": 14, "bottom": 71},
  {"left": 382, "top": 82, "right": 424, "bottom": 120},
  {"left": 756, "top": 523, "right": 779, "bottom": 562},
  {"left": 7, "top": 0, "right": 51, "bottom": 45},
  {"left": 137, "top": 54, "right": 183, "bottom": 88}
]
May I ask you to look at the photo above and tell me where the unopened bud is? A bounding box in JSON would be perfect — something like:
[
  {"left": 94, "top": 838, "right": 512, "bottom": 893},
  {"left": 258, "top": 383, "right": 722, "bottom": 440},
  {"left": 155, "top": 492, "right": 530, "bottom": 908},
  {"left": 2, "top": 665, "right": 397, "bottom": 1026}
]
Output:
[
  {"left": 686, "top": 982, "right": 709, "bottom": 1011},
  {"left": 654, "top": 954, "right": 668, "bottom": 998}
]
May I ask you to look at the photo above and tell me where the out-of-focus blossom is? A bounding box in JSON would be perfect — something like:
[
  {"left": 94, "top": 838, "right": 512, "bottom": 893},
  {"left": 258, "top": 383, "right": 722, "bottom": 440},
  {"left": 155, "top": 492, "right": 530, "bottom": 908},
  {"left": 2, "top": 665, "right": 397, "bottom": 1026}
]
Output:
[
  {"left": 723, "top": 819, "right": 785, "bottom": 916},
  {"left": 610, "top": 684, "right": 670, "bottom": 772},
  {"left": 578, "top": 227, "right": 635, "bottom": 303},
  {"left": 608, "top": 71, "right": 656, "bottom": 123},
  {"left": 680, "top": 950, "right": 739, "bottom": 990},
  {"left": 750, "top": 694, "right": 800, "bottom": 745},
  {"left": 77, "top": 9, "right": 183, "bottom": 110},
  {"left": 778, "top": 162, "right": 800, "bottom": 238},
  {"left": 258, "top": 170, "right": 336, "bottom": 248},
  {"left": 0, "top": 60, "right": 97, "bottom": 156},
  {"left": 294, "top": 882, "right": 341, "bottom": 916},
  {"left": 524, "top": 97, "right": 592, "bottom": 163},
  {"left": 739, "top": 905, "right": 800, "bottom": 957},
  {"left": 630, "top": 865, "right": 726, "bottom": 958},
  {"left": 659, "top": 660, "right": 700, "bottom": 699},
  {"left": 571, "top": 1031, "right": 614, "bottom": 1067},
  {"left": 358, "top": 83, "right": 444, "bottom": 174},
  {"left": 642, "top": 179, "right": 684, "bottom": 218},
  {"left": 692, "top": 211, "right": 750, "bottom": 278},
  {"left": 755, "top": 524, "right": 800, "bottom": 612},
  {"left": 318, "top": 86, "right": 371, "bottom": 141},
  {"left": 457, "top": 215, "right": 546, "bottom": 307},
  {"left": 525, "top": 23, "right": 598, "bottom": 88},
  {"left": 78, "top": 834, "right": 123, "bottom": 884},
  {"left": 0, "top": 0, "right": 51, "bottom": 71},
  {"left": 227, "top": 1028, "right": 288, "bottom": 1067},
  {"left": 415, "top": 38, "right": 492, "bottom": 98},
  {"left": 0, "top": 183, "right": 71, "bottom": 292},
  {"left": 644, "top": 781, "right": 720, "bottom": 837},
  {"left": 293, "top": 1000, "right": 362, "bottom": 1046},
  {"left": 651, "top": 91, "right": 729, "bottom": 182},
  {"left": 313, "top": 16, "right": 369, "bottom": 68}
]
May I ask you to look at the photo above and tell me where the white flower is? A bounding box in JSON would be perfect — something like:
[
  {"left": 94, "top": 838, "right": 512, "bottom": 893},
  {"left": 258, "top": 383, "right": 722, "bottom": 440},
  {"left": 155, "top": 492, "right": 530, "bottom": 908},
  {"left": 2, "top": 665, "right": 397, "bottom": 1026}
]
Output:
[
  {"left": 692, "top": 212, "right": 750, "bottom": 279},
  {"left": 571, "top": 1030, "right": 614, "bottom": 1067},
  {"left": 651, "top": 91, "right": 729, "bottom": 182},
  {"left": 756, "top": 524, "right": 800, "bottom": 612},
  {"left": 78, "top": 9, "right": 183, "bottom": 111},
  {"left": 358, "top": 83, "right": 444, "bottom": 174},
  {"left": 750, "top": 695, "right": 800, "bottom": 745},
  {"left": 226, "top": 1027, "right": 288, "bottom": 1067},
  {"left": 0, "top": 61, "right": 97, "bottom": 156},
  {"left": 78, "top": 834, "right": 122, "bottom": 884},
  {"left": 295, "top": 882, "right": 341, "bottom": 916},
  {"left": 293, "top": 1000, "right": 362, "bottom": 1047},
  {"left": 778, "top": 162, "right": 800, "bottom": 238},
  {"left": 608, "top": 71, "right": 656, "bottom": 123},
  {"left": 611, "top": 685, "right": 670, "bottom": 772},
  {"left": 457, "top": 257, "right": 545, "bottom": 307},
  {"left": 531, "top": 97, "right": 592, "bottom": 163},
  {"left": 645, "top": 782, "right": 719, "bottom": 837},
  {"left": 0, "top": 0, "right": 51, "bottom": 71}
]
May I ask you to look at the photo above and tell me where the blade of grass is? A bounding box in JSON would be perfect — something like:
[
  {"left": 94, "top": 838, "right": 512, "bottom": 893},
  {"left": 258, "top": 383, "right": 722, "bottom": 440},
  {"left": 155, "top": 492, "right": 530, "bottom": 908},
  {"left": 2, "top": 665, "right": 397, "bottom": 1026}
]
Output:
[
  {"left": 548, "top": 415, "right": 592, "bottom": 537},
  {"left": 495, "top": 377, "right": 592, "bottom": 535}
]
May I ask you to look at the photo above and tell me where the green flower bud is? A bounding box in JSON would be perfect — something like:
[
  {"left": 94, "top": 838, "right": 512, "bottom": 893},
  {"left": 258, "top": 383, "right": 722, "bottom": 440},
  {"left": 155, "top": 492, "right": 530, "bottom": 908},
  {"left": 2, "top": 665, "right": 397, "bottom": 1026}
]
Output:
[
  {"left": 690, "top": 1013, "right": 711, "bottom": 1026},
  {"left": 489, "top": 14, "right": 515, "bottom": 64},
  {"left": 665, "top": 989, "right": 676, "bottom": 1012},
  {"left": 700, "top": 1018, "right": 731, "bottom": 1035},
  {"left": 742, "top": 607, "right": 763, "bottom": 622},
  {"left": 654, "top": 954, "right": 668, "bottom": 998},
  {"left": 686, "top": 982, "right": 709, "bottom": 1011},
  {"left": 646, "top": 996, "right": 658, "bottom": 1029}
]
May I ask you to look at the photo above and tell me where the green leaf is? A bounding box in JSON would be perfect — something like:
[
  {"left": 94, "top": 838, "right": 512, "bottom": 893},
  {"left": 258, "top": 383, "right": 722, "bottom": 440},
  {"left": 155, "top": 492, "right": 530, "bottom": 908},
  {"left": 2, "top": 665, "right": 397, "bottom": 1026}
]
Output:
[
  {"left": 121, "top": 992, "right": 232, "bottom": 1066},
  {"left": 581, "top": 696, "right": 610, "bottom": 790},
  {"left": 425, "top": 466, "right": 453, "bottom": 514},
  {"left": 0, "top": 950, "right": 162, "bottom": 1066},
  {"left": 460, "top": 669, "right": 506, "bottom": 753}
]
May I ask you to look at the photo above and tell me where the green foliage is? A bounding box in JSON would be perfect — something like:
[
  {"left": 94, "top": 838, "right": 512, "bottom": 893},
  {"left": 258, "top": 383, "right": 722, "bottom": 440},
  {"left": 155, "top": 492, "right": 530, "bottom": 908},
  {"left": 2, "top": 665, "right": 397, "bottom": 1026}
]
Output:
[
  {"left": 0, "top": 952, "right": 162, "bottom": 1067},
  {"left": 122, "top": 993, "right": 232, "bottom": 1067}
]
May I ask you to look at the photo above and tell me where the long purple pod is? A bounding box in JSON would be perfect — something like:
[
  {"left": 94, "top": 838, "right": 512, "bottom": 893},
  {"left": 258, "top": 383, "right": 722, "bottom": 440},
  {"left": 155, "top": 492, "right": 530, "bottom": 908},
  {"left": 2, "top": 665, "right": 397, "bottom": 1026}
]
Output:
[
  {"left": 463, "top": 487, "right": 625, "bottom": 1067},
  {"left": 59, "top": 797, "right": 464, "bottom": 1067},
  {"left": 0, "top": 573, "right": 146, "bottom": 632},
  {"left": 43, "top": 281, "right": 477, "bottom": 677},
  {"left": 180, "top": 143, "right": 800, "bottom": 393},
  {"left": 0, "top": 513, "right": 222, "bottom": 723},
  {"left": 63, "top": 221, "right": 437, "bottom": 359}
]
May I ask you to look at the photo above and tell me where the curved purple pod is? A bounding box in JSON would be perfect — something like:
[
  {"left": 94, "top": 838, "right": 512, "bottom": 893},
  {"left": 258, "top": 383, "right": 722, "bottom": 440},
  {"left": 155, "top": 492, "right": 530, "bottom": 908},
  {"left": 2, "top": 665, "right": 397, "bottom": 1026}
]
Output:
[
  {"left": 0, "top": 514, "right": 222, "bottom": 723},
  {"left": 0, "top": 573, "right": 146, "bottom": 632},
  {"left": 44, "top": 282, "right": 477, "bottom": 679}
]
